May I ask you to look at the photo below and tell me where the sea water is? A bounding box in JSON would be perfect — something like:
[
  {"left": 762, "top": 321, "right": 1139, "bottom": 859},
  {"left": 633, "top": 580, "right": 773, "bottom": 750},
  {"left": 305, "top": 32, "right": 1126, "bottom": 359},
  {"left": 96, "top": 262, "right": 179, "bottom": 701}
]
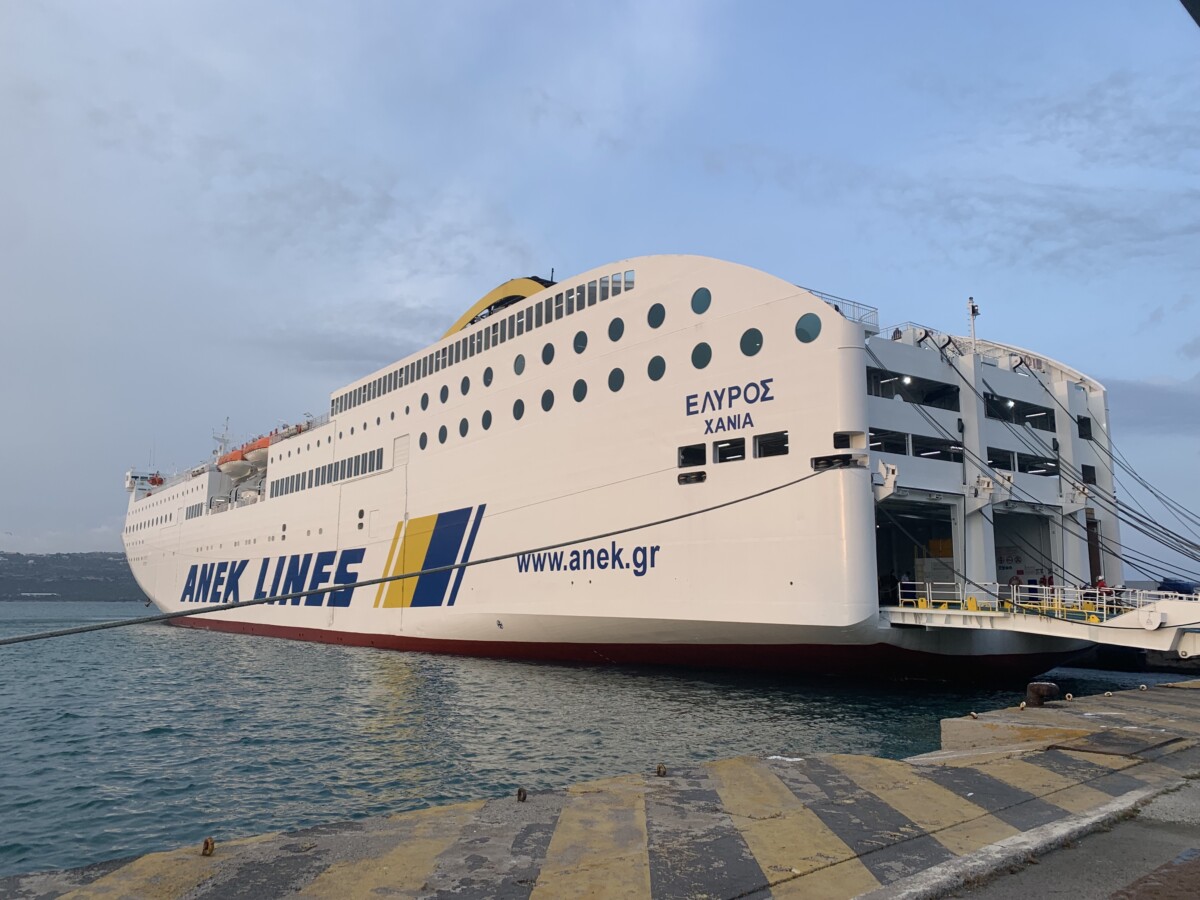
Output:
[{"left": 0, "top": 599, "right": 1176, "bottom": 877}]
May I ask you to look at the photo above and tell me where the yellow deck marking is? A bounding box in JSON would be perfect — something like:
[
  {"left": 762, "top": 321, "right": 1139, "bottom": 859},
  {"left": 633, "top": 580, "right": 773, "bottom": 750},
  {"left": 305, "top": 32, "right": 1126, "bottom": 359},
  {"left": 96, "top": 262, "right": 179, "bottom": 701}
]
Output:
[
  {"left": 299, "top": 800, "right": 485, "bottom": 899},
  {"left": 707, "top": 757, "right": 878, "bottom": 895},
  {"left": 825, "top": 755, "right": 1016, "bottom": 855},
  {"left": 61, "top": 833, "right": 274, "bottom": 900},
  {"left": 1055, "top": 749, "right": 1140, "bottom": 770},
  {"left": 530, "top": 775, "right": 651, "bottom": 900},
  {"left": 374, "top": 520, "right": 406, "bottom": 608},
  {"left": 975, "top": 757, "right": 1113, "bottom": 813}
]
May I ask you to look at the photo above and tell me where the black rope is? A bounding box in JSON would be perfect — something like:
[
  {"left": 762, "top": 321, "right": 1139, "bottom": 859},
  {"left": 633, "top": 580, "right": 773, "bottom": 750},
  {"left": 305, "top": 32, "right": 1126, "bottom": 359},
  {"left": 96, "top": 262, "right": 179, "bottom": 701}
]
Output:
[{"left": 0, "top": 463, "right": 848, "bottom": 648}]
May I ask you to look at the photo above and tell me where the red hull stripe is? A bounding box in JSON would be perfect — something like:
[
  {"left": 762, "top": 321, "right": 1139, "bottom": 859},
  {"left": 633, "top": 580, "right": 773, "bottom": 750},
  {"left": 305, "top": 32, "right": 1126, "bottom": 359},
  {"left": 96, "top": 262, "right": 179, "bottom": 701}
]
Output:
[{"left": 173, "top": 618, "right": 1076, "bottom": 679}]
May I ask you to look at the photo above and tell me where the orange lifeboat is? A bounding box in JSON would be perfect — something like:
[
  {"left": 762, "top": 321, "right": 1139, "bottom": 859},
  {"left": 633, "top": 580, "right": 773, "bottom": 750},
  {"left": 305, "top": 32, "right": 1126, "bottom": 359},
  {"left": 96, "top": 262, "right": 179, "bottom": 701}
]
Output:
[
  {"left": 217, "top": 448, "right": 252, "bottom": 479},
  {"left": 242, "top": 436, "right": 270, "bottom": 467}
]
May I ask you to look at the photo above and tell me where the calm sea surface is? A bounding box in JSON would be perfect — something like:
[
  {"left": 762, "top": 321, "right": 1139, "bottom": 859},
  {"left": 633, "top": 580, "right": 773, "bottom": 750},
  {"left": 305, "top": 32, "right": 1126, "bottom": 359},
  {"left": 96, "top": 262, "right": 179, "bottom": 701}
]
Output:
[{"left": 0, "top": 599, "right": 1178, "bottom": 877}]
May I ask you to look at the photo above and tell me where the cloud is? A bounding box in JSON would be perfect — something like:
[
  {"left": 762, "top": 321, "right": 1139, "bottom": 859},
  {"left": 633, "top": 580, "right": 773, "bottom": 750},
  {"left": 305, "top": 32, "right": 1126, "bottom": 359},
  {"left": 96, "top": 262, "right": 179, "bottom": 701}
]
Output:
[
  {"left": 1104, "top": 374, "right": 1200, "bottom": 435},
  {"left": 1181, "top": 336, "right": 1200, "bottom": 360}
]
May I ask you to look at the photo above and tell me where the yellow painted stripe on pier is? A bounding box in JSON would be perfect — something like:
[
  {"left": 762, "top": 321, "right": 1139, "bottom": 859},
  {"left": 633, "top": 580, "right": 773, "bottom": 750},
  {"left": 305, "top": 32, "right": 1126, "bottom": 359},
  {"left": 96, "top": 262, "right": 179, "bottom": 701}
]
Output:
[
  {"left": 707, "top": 757, "right": 879, "bottom": 895},
  {"left": 61, "top": 833, "right": 274, "bottom": 900},
  {"left": 530, "top": 775, "right": 651, "bottom": 900},
  {"left": 299, "top": 800, "right": 485, "bottom": 899},
  {"left": 976, "top": 757, "right": 1113, "bottom": 813},
  {"left": 374, "top": 519, "right": 406, "bottom": 609},
  {"left": 825, "top": 755, "right": 1017, "bottom": 855}
]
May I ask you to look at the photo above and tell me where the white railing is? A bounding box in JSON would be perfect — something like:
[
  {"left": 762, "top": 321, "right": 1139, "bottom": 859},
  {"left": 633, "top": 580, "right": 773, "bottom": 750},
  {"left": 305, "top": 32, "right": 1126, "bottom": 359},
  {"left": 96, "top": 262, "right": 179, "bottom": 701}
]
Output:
[
  {"left": 798, "top": 285, "right": 880, "bottom": 332},
  {"left": 893, "top": 582, "right": 1200, "bottom": 622}
]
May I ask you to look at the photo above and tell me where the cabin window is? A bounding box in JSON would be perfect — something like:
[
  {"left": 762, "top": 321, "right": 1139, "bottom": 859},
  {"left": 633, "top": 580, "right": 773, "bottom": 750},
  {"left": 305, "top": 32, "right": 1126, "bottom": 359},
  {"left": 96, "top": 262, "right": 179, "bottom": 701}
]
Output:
[
  {"left": 912, "top": 434, "right": 963, "bottom": 463},
  {"left": 482, "top": 410, "right": 492, "bottom": 430},
  {"left": 1078, "top": 416, "right": 1093, "bottom": 440},
  {"left": 541, "top": 389, "right": 554, "bottom": 412},
  {"left": 1017, "top": 453, "right": 1058, "bottom": 476},
  {"left": 542, "top": 342, "right": 555, "bottom": 365},
  {"left": 647, "top": 303, "right": 665, "bottom": 329},
  {"left": 624, "top": 270, "right": 635, "bottom": 290},
  {"left": 678, "top": 443, "right": 705, "bottom": 467},
  {"left": 535, "top": 302, "right": 544, "bottom": 329},
  {"left": 755, "top": 432, "right": 790, "bottom": 458},
  {"left": 868, "top": 428, "right": 908, "bottom": 454},
  {"left": 691, "top": 342, "right": 712, "bottom": 369},
  {"left": 574, "top": 330, "right": 588, "bottom": 353},
  {"left": 554, "top": 292, "right": 564, "bottom": 319},
  {"left": 1081, "top": 464, "right": 1097, "bottom": 484},
  {"left": 566, "top": 288, "right": 576, "bottom": 314},
  {"left": 611, "top": 272, "right": 622, "bottom": 296},
  {"left": 588, "top": 281, "right": 597, "bottom": 305},
  {"left": 573, "top": 379, "right": 587, "bottom": 402},
  {"left": 647, "top": 356, "right": 666, "bottom": 381},
  {"left": 691, "top": 287, "right": 711, "bottom": 314},
  {"left": 714, "top": 438, "right": 745, "bottom": 463},
  {"left": 438, "top": 425, "right": 447, "bottom": 444},
  {"left": 608, "top": 318, "right": 624, "bottom": 342},
  {"left": 600, "top": 276, "right": 610, "bottom": 301}
]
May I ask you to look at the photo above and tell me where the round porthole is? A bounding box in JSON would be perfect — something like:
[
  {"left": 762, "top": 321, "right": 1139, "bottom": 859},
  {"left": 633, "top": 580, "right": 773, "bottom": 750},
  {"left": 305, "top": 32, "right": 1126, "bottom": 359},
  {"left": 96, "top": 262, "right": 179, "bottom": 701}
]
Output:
[
  {"left": 574, "top": 331, "right": 588, "bottom": 354},
  {"left": 514, "top": 354, "right": 526, "bottom": 375},
  {"left": 691, "top": 342, "right": 712, "bottom": 369},
  {"left": 483, "top": 366, "right": 494, "bottom": 387},
  {"left": 513, "top": 398, "right": 525, "bottom": 420},
  {"left": 438, "top": 425, "right": 448, "bottom": 444},
  {"left": 795, "top": 313, "right": 822, "bottom": 344},
  {"left": 741, "top": 327, "right": 764, "bottom": 356},
  {"left": 461, "top": 375, "right": 470, "bottom": 396},
  {"left": 440, "top": 385, "right": 449, "bottom": 404},
  {"left": 647, "top": 303, "right": 666, "bottom": 328},
  {"left": 608, "top": 368, "right": 625, "bottom": 392},
  {"left": 541, "top": 389, "right": 555, "bottom": 412},
  {"left": 691, "top": 287, "right": 711, "bottom": 314},
  {"left": 421, "top": 393, "right": 429, "bottom": 411},
  {"left": 573, "top": 379, "right": 587, "bottom": 402},
  {"left": 608, "top": 318, "right": 624, "bottom": 342},
  {"left": 482, "top": 410, "right": 493, "bottom": 430},
  {"left": 419, "top": 433, "right": 428, "bottom": 450},
  {"left": 459, "top": 418, "right": 468, "bottom": 437},
  {"left": 648, "top": 355, "right": 666, "bottom": 381},
  {"left": 542, "top": 342, "right": 555, "bottom": 365}
]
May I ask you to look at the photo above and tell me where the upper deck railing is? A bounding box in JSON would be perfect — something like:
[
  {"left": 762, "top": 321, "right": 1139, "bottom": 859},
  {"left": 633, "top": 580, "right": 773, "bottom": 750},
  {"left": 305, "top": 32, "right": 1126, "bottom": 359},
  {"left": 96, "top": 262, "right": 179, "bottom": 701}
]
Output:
[
  {"left": 796, "top": 285, "right": 879, "bottom": 333},
  {"left": 893, "top": 581, "right": 1200, "bottom": 624}
]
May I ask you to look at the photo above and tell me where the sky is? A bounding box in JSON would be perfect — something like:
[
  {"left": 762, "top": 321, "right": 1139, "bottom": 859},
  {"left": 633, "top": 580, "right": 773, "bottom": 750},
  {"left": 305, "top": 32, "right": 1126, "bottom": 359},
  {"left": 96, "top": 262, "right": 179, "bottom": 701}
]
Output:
[{"left": 1, "top": 1, "right": 1198, "bottom": 570}]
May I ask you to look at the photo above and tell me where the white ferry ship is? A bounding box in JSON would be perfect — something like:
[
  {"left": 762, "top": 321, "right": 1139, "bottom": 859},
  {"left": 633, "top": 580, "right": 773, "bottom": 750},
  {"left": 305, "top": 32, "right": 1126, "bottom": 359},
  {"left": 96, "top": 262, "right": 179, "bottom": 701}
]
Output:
[{"left": 122, "top": 255, "right": 1123, "bottom": 676}]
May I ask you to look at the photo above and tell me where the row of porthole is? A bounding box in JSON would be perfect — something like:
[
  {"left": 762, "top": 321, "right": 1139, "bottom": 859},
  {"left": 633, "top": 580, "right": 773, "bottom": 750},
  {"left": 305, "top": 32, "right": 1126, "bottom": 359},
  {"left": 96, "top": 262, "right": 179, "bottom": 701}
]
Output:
[{"left": 414, "top": 313, "right": 824, "bottom": 450}]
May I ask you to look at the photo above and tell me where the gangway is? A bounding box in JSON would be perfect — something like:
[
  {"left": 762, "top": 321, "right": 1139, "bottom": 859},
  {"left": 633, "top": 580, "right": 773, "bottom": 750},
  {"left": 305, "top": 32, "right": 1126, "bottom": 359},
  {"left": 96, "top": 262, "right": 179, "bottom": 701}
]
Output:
[{"left": 881, "top": 583, "right": 1200, "bottom": 658}]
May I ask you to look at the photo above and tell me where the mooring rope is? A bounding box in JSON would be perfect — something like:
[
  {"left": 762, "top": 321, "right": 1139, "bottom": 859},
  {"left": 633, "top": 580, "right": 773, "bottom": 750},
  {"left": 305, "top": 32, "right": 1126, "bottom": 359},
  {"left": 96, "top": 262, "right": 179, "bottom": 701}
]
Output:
[{"left": 0, "top": 463, "right": 850, "bottom": 647}]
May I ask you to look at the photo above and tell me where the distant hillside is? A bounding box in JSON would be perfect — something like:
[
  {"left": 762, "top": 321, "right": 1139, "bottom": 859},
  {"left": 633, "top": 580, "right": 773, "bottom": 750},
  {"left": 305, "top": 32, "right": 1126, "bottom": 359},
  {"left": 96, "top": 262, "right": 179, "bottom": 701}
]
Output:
[{"left": 0, "top": 552, "right": 142, "bottom": 602}]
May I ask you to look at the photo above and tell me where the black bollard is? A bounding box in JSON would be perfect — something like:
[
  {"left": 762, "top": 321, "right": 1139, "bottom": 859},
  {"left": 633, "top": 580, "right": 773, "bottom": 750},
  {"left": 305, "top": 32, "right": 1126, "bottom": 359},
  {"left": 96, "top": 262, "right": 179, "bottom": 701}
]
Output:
[{"left": 1025, "top": 682, "right": 1061, "bottom": 707}]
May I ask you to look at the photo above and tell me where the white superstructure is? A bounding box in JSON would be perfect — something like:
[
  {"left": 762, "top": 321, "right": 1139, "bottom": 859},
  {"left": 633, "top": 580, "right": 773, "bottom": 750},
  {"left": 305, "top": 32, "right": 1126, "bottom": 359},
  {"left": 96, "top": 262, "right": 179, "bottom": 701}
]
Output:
[{"left": 122, "top": 255, "right": 1121, "bottom": 676}]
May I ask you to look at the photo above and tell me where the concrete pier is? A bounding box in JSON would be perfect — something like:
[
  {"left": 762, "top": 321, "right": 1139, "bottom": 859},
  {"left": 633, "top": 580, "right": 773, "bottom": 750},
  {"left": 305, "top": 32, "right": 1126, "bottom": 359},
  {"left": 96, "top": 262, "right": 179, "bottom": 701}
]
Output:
[{"left": 7, "top": 680, "right": 1200, "bottom": 899}]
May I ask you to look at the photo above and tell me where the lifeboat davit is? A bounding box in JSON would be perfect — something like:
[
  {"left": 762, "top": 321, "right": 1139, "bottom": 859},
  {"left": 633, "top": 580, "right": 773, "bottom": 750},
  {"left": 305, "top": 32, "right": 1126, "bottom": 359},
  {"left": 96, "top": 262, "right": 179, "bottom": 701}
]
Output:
[
  {"left": 242, "top": 436, "right": 270, "bottom": 467},
  {"left": 217, "top": 449, "right": 252, "bottom": 480}
]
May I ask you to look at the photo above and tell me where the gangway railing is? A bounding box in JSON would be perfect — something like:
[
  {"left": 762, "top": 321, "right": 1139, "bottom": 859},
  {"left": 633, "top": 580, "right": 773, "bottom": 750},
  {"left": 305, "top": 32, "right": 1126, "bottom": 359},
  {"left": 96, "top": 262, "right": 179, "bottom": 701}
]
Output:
[{"left": 884, "top": 581, "right": 1200, "bottom": 658}]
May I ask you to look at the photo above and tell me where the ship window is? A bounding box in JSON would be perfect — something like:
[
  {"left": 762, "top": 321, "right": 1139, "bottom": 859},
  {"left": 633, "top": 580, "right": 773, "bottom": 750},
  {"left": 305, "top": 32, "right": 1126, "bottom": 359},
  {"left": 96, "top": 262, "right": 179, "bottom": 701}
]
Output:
[
  {"left": 566, "top": 288, "right": 576, "bottom": 314},
  {"left": 573, "top": 379, "right": 587, "bottom": 402},
  {"left": 438, "top": 425, "right": 448, "bottom": 444},
  {"left": 740, "top": 328, "right": 763, "bottom": 357},
  {"left": 795, "top": 313, "right": 821, "bottom": 343},
  {"left": 1016, "top": 452, "right": 1058, "bottom": 476},
  {"left": 1082, "top": 463, "right": 1097, "bottom": 484},
  {"left": 600, "top": 276, "right": 610, "bottom": 301},
  {"left": 514, "top": 353, "right": 525, "bottom": 375},
  {"left": 525, "top": 307, "right": 534, "bottom": 333},
  {"left": 375, "top": 447, "right": 383, "bottom": 469},
  {"left": 678, "top": 443, "right": 705, "bottom": 467},
  {"left": 647, "top": 303, "right": 665, "bottom": 329},
  {"left": 554, "top": 292, "right": 564, "bottom": 319},
  {"left": 691, "top": 287, "right": 711, "bottom": 314},
  {"left": 588, "top": 280, "right": 597, "bottom": 305},
  {"left": 608, "top": 317, "right": 624, "bottom": 342},
  {"left": 625, "top": 270, "right": 635, "bottom": 290},
  {"left": 987, "top": 447, "right": 1014, "bottom": 471},
  {"left": 542, "top": 342, "right": 555, "bottom": 365},
  {"left": 484, "top": 366, "right": 494, "bottom": 387},
  {"left": 714, "top": 438, "right": 745, "bottom": 463},
  {"left": 648, "top": 356, "right": 666, "bottom": 381},
  {"left": 1078, "top": 416, "right": 1093, "bottom": 440},
  {"left": 691, "top": 342, "right": 712, "bottom": 369},
  {"left": 543, "top": 297, "right": 553, "bottom": 324},
  {"left": 461, "top": 375, "right": 470, "bottom": 396},
  {"left": 869, "top": 428, "right": 908, "bottom": 454},
  {"left": 483, "top": 327, "right": 492, "bottom": 351},
  {"left": 541, "top": 389, "right": 554, "bottom": 412},
  {"left": 609, "top": 367, "right": 625, "bottom": 392},
  {"left": 912, "top": 434, "right": 963, "bottom": 463},
  {"left": 535, "top": 302, "right": 544, "bottom": 329},
  {"left": 513, "top": 398, "right": 525, "bottom": 421},
  {"left": 611, "top": 273, "right": 621, "bottom": 296},
  {"left": 574, "top": 330, "right": 588, "bottom": 354},
  {"left": 833, "top": 432, "right": 851, "bottom": 450},
  {"left": 515, "top": 314, "right": 525, "bottom": 337},
  {"left": 459, "top": 418, "right": 469, "bottom": 437},
  {"left": 307, "top": 470, "right": 314, "bottom": 489},
  {"left": 351, "top": 455, "right": 359, "bottom": 477},
  {"left": 440, "top": 385, "right": 449, "bottom": 404},
  {"left": 482, "top": 410, "right": 492, "bottom": 430}
]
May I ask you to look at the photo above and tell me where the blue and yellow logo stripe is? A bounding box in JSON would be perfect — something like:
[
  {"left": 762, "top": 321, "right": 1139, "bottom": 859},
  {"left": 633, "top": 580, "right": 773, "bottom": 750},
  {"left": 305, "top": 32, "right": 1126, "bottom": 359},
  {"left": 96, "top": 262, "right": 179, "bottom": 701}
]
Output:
[{"left": 375, "top": 504, "right": 486, "bottom": 609}]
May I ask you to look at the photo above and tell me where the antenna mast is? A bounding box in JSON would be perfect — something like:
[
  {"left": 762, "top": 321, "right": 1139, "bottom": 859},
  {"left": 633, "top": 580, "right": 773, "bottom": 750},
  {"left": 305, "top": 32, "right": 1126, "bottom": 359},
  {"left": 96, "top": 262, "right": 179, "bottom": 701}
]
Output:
[{"left": 967, "top": 296, "right": 980, "bottom": 354}]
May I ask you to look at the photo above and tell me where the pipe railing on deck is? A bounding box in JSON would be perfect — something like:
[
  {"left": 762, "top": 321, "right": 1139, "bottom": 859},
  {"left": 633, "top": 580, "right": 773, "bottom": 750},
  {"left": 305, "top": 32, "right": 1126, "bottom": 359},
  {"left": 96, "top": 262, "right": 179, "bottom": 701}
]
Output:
[{"left": 894, "top": 582, "right": 1200, "bottom": 623}]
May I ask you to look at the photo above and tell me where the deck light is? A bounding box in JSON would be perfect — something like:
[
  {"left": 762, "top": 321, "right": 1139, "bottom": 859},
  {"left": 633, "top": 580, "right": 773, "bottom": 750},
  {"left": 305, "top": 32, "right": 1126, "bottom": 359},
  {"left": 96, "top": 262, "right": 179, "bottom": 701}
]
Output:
[{"left": 902, "top": 376, "right": 912, "bottom": 384}]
